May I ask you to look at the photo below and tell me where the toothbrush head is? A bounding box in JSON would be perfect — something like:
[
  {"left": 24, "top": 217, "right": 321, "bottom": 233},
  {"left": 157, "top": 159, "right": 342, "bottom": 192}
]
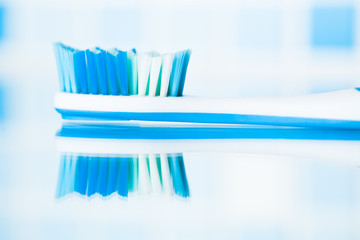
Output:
[{"left": 53, "top": 42, "right": 191, "bottom": 97}]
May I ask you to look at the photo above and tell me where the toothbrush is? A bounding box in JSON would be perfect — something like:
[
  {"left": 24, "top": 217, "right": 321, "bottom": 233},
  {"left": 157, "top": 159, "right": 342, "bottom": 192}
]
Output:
[
  {"left": 53, "top": 43, "right": 360, "bottom": 129},
  {"left": 56, "top": 124, "right": 191, "bottom": 199},
  {"left": 55, "top": 124, "right": 360, "bottom": 200}
]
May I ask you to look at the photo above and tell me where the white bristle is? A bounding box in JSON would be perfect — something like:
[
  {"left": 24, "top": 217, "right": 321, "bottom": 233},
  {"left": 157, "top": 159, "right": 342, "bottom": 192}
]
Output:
[
  {"left": 149, "top": 154, "right": 162, "bottom": 193},
  {"left": 138, "top": 154, "right": 152, "bottom": 194},
  {"left": 137, "top": 53, "right": 153, "bottom": 96},
  {"left": 127, "top": 50, "right": 138, "bottom": 95},
  {"left": 160, "top": 153, "right": 173, "bottom": 196},
  {"left": 160, "top": 53, "right": 174, "bottom": 97},
  {"left": 148, "top": 56, "right": 163, "bottom": 97}
]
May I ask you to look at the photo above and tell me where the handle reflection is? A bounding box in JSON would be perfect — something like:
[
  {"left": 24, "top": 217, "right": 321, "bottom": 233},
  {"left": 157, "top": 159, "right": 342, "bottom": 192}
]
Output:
[{"left": 56, "top": 153, "right": 190, "bottom": 199}]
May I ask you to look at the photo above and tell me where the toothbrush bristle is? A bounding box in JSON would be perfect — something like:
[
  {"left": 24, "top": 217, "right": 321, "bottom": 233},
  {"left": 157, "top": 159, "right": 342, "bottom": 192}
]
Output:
[
  {"left": 56, "top": 153, "right": 190, "bottom": 199},
  {"left": 53, "top": 42, "right": 191, "bottom": 97}
]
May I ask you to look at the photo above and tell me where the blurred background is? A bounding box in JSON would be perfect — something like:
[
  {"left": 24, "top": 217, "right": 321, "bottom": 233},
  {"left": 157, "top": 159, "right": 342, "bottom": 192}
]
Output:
[
  {"left": 0, "top": 0, "right": 360, "bottom": 124},
  {"left": 0, "top": 0, "right": 360, "bottom": 239}
]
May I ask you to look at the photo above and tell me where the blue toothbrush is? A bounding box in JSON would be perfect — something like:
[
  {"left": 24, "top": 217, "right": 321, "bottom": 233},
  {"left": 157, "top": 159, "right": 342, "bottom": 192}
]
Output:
[{"left": 53, "top": 42, "right": 360, "bottom": 129}]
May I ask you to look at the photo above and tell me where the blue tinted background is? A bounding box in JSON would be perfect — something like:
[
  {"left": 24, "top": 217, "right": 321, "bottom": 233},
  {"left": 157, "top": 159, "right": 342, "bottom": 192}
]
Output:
[
  {"left": 0, "top": 1, "right": 359, "bottom": 116},
  {"left": 0, "top": 7, "right": 4, "bottom": 41},
  {"left": 0, "top": 83, "right": 4, "bottom": 121},
  {"left": 312, "top": 6, "right": 355, "bottom": 48}
]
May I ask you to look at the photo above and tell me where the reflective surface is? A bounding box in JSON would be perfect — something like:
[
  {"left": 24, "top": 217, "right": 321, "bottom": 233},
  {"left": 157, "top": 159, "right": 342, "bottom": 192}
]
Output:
[{"left": 0, "top": 121, "right": 360, "bottom": 240}]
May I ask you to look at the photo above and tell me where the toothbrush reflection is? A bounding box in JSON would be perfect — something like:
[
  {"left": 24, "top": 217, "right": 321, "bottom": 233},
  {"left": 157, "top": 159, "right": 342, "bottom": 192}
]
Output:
[
  {"left": 56, "top": 153, "right": 189, "bottom": 199},
  {"left": 56, "top": 122, "right": 360, "bottom": 201}
]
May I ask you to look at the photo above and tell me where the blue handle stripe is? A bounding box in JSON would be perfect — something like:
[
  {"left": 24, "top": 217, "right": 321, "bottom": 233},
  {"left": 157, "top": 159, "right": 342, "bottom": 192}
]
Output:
[{"left": 55, "top": 108, "right": 360, "bottom": 130}]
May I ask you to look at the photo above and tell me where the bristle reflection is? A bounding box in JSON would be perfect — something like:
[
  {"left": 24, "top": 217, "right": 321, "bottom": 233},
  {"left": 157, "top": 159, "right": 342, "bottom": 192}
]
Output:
[{"left": 56, "top": 153, "right": 190, "bottom": 199}]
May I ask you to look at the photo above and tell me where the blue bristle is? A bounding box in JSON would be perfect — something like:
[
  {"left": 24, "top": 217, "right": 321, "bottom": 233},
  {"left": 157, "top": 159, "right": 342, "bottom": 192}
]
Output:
[
  {"left": 146, "top": 155, "right": 151, "bottom": 174},
  {"left": 68, "top": 49, "right": 80, "bottom": 93},
  {"left": 168, "top": 51, "right": 185, "bottom": 96},
  {"left": 97, "top": 157, "right": 109, "bottom": 196},
  {"left": 67, "top": 48, "right": 79, "bottom": 93},
  {"left": 53, "top": 43, "right": 65, "bottom": 92},
  {"left": 54, "top": 43, "right": 192, "bottom": 96},
  {"left": 55, "top": 154, "right": 67, "bottom": 198},
  {"left": 67, "top": 155, "right": 77, "bottom": 195},
  {"left": 74, "top": 156, "right": 89, "bottom": 195},
  {"left": 168, "top": 154, "right": 189, "bottom": 198},
  {"left": 114, "top": 50, "right": 129, "bottom": 96},
  {"left": 85, "top": 50, "right": 99, "bottom": 94},
  {"left": 59, "top": 43, "right": 68, "bottom": 92},
  {"left": 87, "top": 157, "right": 100, "bottom": 197},
  {"left": 94, "top": 48, "right": 109, "bottom": 95},
  {"left": 128, "top": 157, "right": 134, "bottom": 191},
  {"left": 73, "top": 50, "right": 88, "bottom": 94},
  {"left": 127, "top": 49, "right": 138, "bottom": 95},
  {"left": 62, "top": 47, "right": 72, "bottom": 93},
  {"left": 156, "top": 155, "right": 162, "bottom": 185},
  {"left": 118, "top": 157, "right": 129, "bottom": 197},
  {"left": 105, "top": 52, "right": 120, "bottom": 95},
  {"left": 156, "top": 67, "right": 162, "bottom": 96},
  {"left": 167, "top": 155, "right": 176, "bottom": 190},
  {"left": 177, "top": 50, "right": 191, "bottom": 96},
  {"left": 175, "top": 155, "right": 189, "bottom": 197},
  {"left": 106, "top": 157, "right": 120, "bottom": 195},
  {"left": 61, "top": 155, "right": 71, "bottom": 196}
]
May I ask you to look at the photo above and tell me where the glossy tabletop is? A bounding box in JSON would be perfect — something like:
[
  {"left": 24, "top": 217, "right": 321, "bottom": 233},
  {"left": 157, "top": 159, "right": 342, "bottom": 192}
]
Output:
[{"left": 0, "top": 120, "right": 359, "bottom": 240}]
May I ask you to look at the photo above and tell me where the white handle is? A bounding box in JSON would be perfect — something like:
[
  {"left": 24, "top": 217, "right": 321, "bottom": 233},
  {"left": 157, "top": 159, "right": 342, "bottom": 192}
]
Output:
[
  {"left": 192, "top": 88, "right": 360, "bottom": 121},
  {"left": 55, "top": 88, "right": 360, "bottom": 121}
]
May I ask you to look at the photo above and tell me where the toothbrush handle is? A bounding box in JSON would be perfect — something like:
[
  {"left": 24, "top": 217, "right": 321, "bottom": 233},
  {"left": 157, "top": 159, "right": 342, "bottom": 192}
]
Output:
[
  {"left": 55, "top": 89, "right": 360, "bottom": 128},
  {"left": 181, "top": 89, "right": 360, "bottom": 128},
  {"left": 194, "top": 88, "right": 360, "bottom": 124}
]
